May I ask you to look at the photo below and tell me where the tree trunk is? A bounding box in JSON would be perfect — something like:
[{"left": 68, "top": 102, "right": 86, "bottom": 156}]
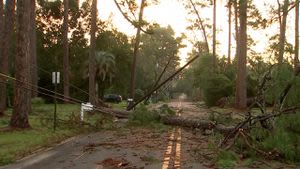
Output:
[
  {"left": 212, "top": 0, "right": 217, "bottom": 69},
  {"left": 234, "top": 0, "right": 239, "bottom": 59},
  {"left": 295, "top": 0, "right": 299, "bottom": 70},
  {"left": 129, "top": 0, "right": 145, "bottom": 102},
  {"left": 278, "top": 0, "right": 289, "bottom": 64},
  {"left": 63, "top": 0, "right": 70, "bottom": 102},
  {"left": 228, "top": 0, "right": 232, "bottom": 64},
  {"left": 89, "top": 0, "right": 97, "bottom": 105},
  {"left": 30, "top": 0, "right": 38, "bottom": 98},
  {"left": 235, "top": 0, "right": 247, "bottom": 109},
  {"left": 0, "top": 0, "right": 16, "bottom": 116},
  {"left": 189, "top": 0, "right": 210, "bottom": 53},
  {"left": 0, "top": 0, "right": 4, "bottom": 116},
  {"left": 10, "top": 0, "right": 31, "bottom": 128}
]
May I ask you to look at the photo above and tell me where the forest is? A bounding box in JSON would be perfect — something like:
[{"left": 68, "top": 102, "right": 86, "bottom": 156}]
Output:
[{"left": 0, "top": 0, "right": 300, "bottom": 168}]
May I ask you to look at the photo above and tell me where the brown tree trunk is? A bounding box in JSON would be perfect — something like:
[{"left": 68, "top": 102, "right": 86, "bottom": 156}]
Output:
[
  {"left": 295, "top": 0, "right": 299, "bottom": 70},
  {"left": 278, "top": 0, "right": 289, "bottom": 64},
  {"left": 129, "top": 0, "right": 145, "bottom": 102},
  {"left": 212, "top": 0, "right": 217, "bottom": 69},
  {"left": 89, "top": 0, "right": 97, "bottom": 105},
  {"left": 0, "top": 0, "right": 16, "bottom": 116},
  {"left": 10, "top": 0, "right": 31, "bottom": 128},
  {"left": 234, "top": 0, "right": 239, "bottom": 59},
  {"left": 63, "top": 0, "right": 70, "bottom": 102},
  {"left": 235, "top": 0, "right": 247, "bottom": 109},
  {"left": 228, "top": 0, "right": 232, "bottom": 64},
  {"left": 0, "top": 0, "right": 3, "bottom": 116},
  {"left": 30, "top": 0, "right": 38, "bottom": 98}
]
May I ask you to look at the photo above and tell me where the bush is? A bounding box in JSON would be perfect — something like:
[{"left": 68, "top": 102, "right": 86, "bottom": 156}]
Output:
[
  {"left": 202, "top": 74, "right": 234, "bottom": 107},
  {"left": 216, "top": 150, "right": 238, "bottom": 169},
  {"left": 128, "top": 105, "right": 162, "bottom": 127},
  {"left": 261, "top": 112, "right": 300, "bottom": 162}
]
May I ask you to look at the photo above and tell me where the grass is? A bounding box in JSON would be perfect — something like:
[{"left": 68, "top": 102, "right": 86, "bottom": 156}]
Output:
[
  {"left": 110, "top": 101, "right": 127, "bottom": 110},
  {"left": 0, "top": 103, "right": 84, "bottom": 166}
]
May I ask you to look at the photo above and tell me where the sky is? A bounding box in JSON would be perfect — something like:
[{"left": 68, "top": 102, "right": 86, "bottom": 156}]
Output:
[{"left": 96, "top": 0, "right": 298, "bottom": 65}]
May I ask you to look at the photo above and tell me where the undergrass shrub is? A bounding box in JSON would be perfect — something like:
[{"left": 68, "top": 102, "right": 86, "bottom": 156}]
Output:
[
  {"left": 129, "top": 105, "right": 160, "bottom": 126},
  {"left": 216, "top": 150, "right": 238, "bottom": 169},
  {"left": 261, "top": 112, "right": 300, "bottom": 162},
  {"left": 203, "top": 74, "right": 233, "bottom": 107}
]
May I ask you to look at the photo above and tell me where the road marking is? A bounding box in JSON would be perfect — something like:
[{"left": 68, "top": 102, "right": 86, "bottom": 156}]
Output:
[
  {"left": 162, "top": 128, "right": 175, "bottom": 169},
  {"left": 162, "top": 102, "right": 182, "bottom": 169}
]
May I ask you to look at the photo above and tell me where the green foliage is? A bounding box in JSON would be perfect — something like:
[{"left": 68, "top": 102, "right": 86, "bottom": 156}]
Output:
[
  {"left": 202, "top": 74, "right": 234, "bottom": 107},
  {"left": 128, "top": 105, "right": 168, "bottom": 131},
  {"left": 216, "top": 150, "right": 238, "bottom": 169},
  {"left": 261, "top": 112, "right": 300, "bottom": 162},
  {"left": 129, "top": 105, "right": 160, "bottom": 125},
  {"left": 156, "top": 104, "right": 176, "bottom": 116},
  {"left": 31, "top": 97, "right": 45, "bottom": 105},
  {"left": 265, "top": 64, "right": 300, "bottom": 106}
]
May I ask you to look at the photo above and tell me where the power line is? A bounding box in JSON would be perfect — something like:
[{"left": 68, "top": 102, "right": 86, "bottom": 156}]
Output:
[{"left": 0, "top": 72, "right": 127, "bottom": 117}]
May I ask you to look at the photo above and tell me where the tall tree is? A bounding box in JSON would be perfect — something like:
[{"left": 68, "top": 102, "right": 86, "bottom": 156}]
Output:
[
  {"left": 212, "top": 0, "right": 217, "bottom": 68},
  {"left": 89, "top": 0, "right": 97, "bottom": 104},
  {"left": 295, "top": 0, "right": 299, "bottom": 70},
  {"left": 234, "top": 0, "right": 239, "bottom": 59},
  {"left": 63, "top": 0, "right": 70, "bottom": 102},
  {"left": 129, "top": 0, "right": 146, "bottom": 102},
  {"left": 188, "top": 0, "right": 210, "bottom": 53},
  {"left": 227, "top": 0, "right": 232, "bottom": 64},
  {"left": 30, "top": 0, "right": 38, "bottom": 98},
  {"left": 0, "top": 0, "right": 16, "bottom": 116},
  {"left": 10, "top": 0, "right": 31, "bottom": 128},
  {"left": 235, "top": 0, "right": 247, "bottom": 109},
  {"left": 278, "top": 0, "right": 289, "bottom": 64}
]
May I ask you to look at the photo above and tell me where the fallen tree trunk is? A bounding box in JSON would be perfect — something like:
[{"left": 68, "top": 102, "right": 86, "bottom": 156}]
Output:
[
  {"left": 161, "top": 116, "right": 235, "bottom": 134},
  {"left": 93, "top": 107, "right": 235, "bottom": 134}
]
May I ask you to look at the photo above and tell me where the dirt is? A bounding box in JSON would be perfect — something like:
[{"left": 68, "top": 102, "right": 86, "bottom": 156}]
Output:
[{"left": 0, "top": 100, "right": 298, "bottom": 169}]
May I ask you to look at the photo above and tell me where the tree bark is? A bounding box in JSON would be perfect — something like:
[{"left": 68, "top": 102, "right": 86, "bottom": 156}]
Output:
[
  {"left": 0, "top": 0, "right": 4, "bottom": 116},
  {"left": 30, "top": 0, "right": 38, "bottom": 98},
  {"left": 228, "top": 0, "right": 232, "bottom": 64},
  {"left": 89, "top": 0, "right": 97, "bottom": 105},
  {"left": 10, "top": 0, "right": 31, "bottom": 128},
  {"left": 0, "top": 0, "right": 16, "bottom": 116},
  {"left": 212, "top": 0, "right": 217, "bottom": 69},
  {"left": 129, "top": 0, "right": 145, "bottom": 102},
  {"left": 295, "top": 0, "right": 299, "bottom": 70},
  {"left": 235, "top": 0, "right": 247, "bottom": 109},
  {"left": 234, "top": 0, "right": 239, "bottom": 59},
  {"left": 63, "top": 0, "right": 70, "bottom": 102},
  {"left": 278, "top": 0, "right": 289, "bottom": 64}
]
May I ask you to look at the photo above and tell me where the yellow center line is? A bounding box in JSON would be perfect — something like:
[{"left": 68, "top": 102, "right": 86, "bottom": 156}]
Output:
[
  {"left": 162, "top": 128, "right": 175, "bottom": 169},
  {"left": 174, "top": 127, "right": 181, "bottom": 169},
  {"left": 162, "top": 102, "right": 183, "bottom": 169}
]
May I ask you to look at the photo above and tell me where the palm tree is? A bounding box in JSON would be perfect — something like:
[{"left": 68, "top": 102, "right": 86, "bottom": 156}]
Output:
[
  {"left": 10, "top": 0, "right": 31, "bottom": 128},
  {"left": 235, "top": 0, "right": 247, "bottom": 109},
  {"left": 86, "top": 51, "right": 116, "bottom": 99},
  {"left": 95, "top": 51, "right": 116, "bottom": 83},
  {"left": 63, "top": 0, "right": 70, "bottom": 102},
  {"left": 89, "top": 0, "right": 97, "bottom": 104},
  {"left": 0, "top": 0, "right": 16, "bottom": 116}
]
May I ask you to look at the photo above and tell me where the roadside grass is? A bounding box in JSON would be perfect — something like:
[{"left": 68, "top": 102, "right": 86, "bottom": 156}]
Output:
[
  {"left": 110, "top": 101, "right": 127, "bottom": 110},
  {"left": 0, "top": 103, "right": 84, "bottom": 166}
]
